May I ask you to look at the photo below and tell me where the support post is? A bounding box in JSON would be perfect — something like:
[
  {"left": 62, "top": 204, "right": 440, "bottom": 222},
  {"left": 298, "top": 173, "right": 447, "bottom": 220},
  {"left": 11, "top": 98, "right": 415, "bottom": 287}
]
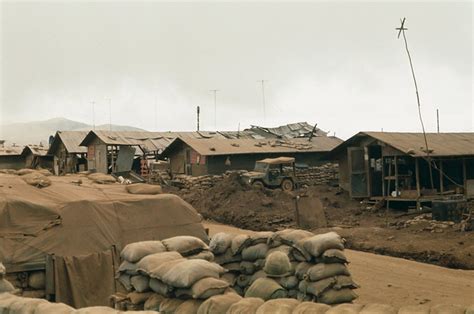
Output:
[
  {"left": 381, "top": 157, "right": 385, "bottom": 197},
  {"left": 394, "top": 156, "right": 399, "bottom": 196},
  {"left": 439, "top": 160, "right": 444, "bottom": 193},
  {"left": 415, "top": 158, "right": 421, "bottom": 210},
  {"left": 463, "top": 158, "right": 467, "bottom": 195}
]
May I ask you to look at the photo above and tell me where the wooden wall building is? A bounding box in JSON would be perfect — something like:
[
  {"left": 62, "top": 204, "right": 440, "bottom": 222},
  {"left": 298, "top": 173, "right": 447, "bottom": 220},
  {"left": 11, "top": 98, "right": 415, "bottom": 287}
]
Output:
[{"left": 48, "top": 131, "right": 89, "bottom": 175}]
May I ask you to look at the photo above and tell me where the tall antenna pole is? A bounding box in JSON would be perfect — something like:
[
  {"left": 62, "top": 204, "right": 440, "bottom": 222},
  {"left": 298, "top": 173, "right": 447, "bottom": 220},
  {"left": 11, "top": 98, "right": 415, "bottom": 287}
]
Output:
[
  {"left": 91, "top": 100, "right": 96, "bottom": 130},
  {"left": 436, "top": 108, "right": 440, "bottom": 133},
  {"left": 258, "top": 80, "right": 267, "bottom": 124},
  {"left": 210, "top": 89, "right": 219, "bottom": 130},
  {"left": 197, "top": 106, "right": 200, "bottom": 131},
  {"left": 396, "top": 17, "right": 434, "bottom": 189}
]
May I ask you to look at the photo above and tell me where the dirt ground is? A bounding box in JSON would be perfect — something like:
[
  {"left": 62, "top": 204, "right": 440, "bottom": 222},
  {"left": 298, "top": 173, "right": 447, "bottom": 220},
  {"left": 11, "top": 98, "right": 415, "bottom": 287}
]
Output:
[
  {"left": 169, "top": 174, "right": 474, "bottom": 270},
  {"left": 204, "top": 221, "right": 474, "bottom": 308}
]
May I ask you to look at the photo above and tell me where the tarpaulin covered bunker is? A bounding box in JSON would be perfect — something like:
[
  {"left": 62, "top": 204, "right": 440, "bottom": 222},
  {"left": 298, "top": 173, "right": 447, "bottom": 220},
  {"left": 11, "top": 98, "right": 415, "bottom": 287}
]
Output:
[{"left": 0, "top": 174, "right": 208, "bottom": 308}]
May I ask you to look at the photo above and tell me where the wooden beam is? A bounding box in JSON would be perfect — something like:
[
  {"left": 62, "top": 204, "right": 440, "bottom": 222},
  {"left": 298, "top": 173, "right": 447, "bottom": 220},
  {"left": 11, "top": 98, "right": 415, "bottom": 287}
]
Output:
[
  {"left": 415, "top": 158, "right": 421, "bottom": 197},
  {"left": 382, "top": 157, "right": 386, "bottom": 197},
  {"left": 394, "top": 156, "right": 399, "bottom": 196},
  {"left": 463, "top": 158, "right": 467, "bottom": 194}
]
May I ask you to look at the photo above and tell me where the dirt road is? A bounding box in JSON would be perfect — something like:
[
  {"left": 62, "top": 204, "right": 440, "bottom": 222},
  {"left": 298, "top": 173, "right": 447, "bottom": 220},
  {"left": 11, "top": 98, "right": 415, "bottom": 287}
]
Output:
[{"left": 204, "top": 221, "right": 474, "bottom": 307}]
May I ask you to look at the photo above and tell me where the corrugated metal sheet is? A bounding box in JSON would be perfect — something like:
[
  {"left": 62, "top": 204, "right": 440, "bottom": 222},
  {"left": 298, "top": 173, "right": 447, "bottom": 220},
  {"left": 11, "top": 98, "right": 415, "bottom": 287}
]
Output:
[
  {"left": 48, "top": 131, "right": 88, "bottom": 154},
  {"left": 363, "top": 132, "right": 474, "bottom": 157},
  {"left": 248, "top": 122, "right": 328, "bottom": 138},
  {"left": 163, "top": 136, "right": 343, "bottom": 157}
]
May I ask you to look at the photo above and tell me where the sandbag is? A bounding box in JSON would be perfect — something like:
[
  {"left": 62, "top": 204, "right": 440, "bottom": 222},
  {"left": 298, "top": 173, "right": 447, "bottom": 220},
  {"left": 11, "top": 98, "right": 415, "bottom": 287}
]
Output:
[
  {"left": 430, "top": 304, "right": 465, "bottom": 314},
  {"left": 71, "top": 306, "right": 118, "bottom": 313},
  {"left": 295, "top": 262, "right": 312, "bottom": 280},
  {"left": 279, "top": 230, "right": 314, "bottom": 246},
  {"left": 149, "top": 278, "right": 173, "bottom": 296},
  {"left": 118, "top": 274, "right": 132, "bottom": 291},
  {"left": 161, "top": 259, "right": 225, "bottom": 288},
  {"left": 214, "top": 250, "right": 242, "bottom": 265},
  {"left": 143, "top": 294, "right": 165, "bottom": 311},
  {"left": 296, "top": 292, "right": 314, "bottom": 302},
  {"left": 197, "top": 292, "right": 242, "bottom": 314},
  {"left": 188, "top": 250, "right": 215, "bottom": 262},
  {"left": 264, "top": 251, "right": 292, "bottom": 277},
  {"left": 291, "top": 247, "right": 312, "bottom": 263},
  {"left": 333, "top": 275, "right": 358, "bottom": 290},
  {"left": 240, "top": 261, "right": 256, "bottom": 275},
  {"left": 136, "top": 251, "right": 183, "bottom": 274},
  {"left": 22, "top": 290, "right": 46, "bottom": 298},
  {"left": 221, "top": 273, "right": 237, "bottom": 286},
  {"left": 191, "top": 277, "right": 230, "bottom": 299},
  {"left": 126, "top": 183, "right": 162, "bottom": 195},
  {"left": 223, "top": 262, "right": 241, "bottom": 273},
  {"left": 268, "top": 229, "right": 294, "bottom": 248},
  {"left": 0, "top": 279, "right": 16, "bottom": 293},
  {"left": 244, "top": 278, "right": 287, "bottom": 301},
  {"left": 33, "top": 301, "right": 75, "bottom": 314},
  {"left": 466, "top": 305, "right": 474, "bottom": 314},
  {"left": 266, "top": 245, "right": 292, "bottom": 257},
  {"left": 292, "top": 301, "right": 330, "bottom": 314},
  {"left": 300, "top": 276, "right": 336, "bottom": 297},
  {"left": 254, "top": 259, "right": 266, "bottom": 269},
  {"left": 88, "top": 172, "right": 117, "bottom": 184},
  {"left": 231, "top": 235, "right": 252, "bottom": 255},
  {"left": 256, "top": 298, "right": 300, "bottom": 314},
  {"left": 22, "top": 172, "right": 51, "bottom": 188},
  {"left": 318, "top": 288, "right": 357, "bottom": 305},
  {"left": 360, "top": 303, "right": 397, "bottom": 314},
  {"left": 305, "top": 263, "right": 350, "bottom": 282},
  {"left": 8, "top": 297, "right": 48, "bottom": 314},
  {"left": 236, "top": 274, "right": 251, "bottom": 288},
  {"left": 209, "top": 233, "right": 236, "bottom": 254},
  {"left": 121, "top": 241, "right": 167, "bottom": 262},
  {"left": 148, "top": 259, "right": 187, "bottom": 280},
  {"left": 127, "top": 291, "right": 154, "bottom": 304},
  {"left": 16, "top": 168, "right": 37, "bottom": 176},
  {"left": 302, "top": 232, "right": 344, "bottom": 258},
  {"left": 28, "top": 271, "right": 46, "bottom": 289},
  {"left": 160, "top": 298, "right": 185, "bottom": 313},
  {"left": 175, "top": 299, "right": 203, "bottom": 314},
  {"left": 162, "top": 236, "right": 209, "bottom": 256},
  {"left": 325, "top": 303, "right": 363, "bottom": 314},
  {"left": 315, "top": 249, "right": 348, "bottom": 264},
  {"left": 130, "top": 275, "right": 150, "bottom": 293},
  {"left": 397, "top": 304, "right": 430, "bottom": 314},
  {"left": 274, "top": 275, "right": 299, "bottom": 290},
  {"left": 242, "top": 243, "right": 269, "bottom": 261},
  {"left": 249, "top": 270, "right": 267, "bottom": 286},
  {"left": 227, "top": 297, "right": 264, "bottom": 314},
  {"left": 118, "top": 260, "right": 139, "bottom": 275},
  {"left": 250, "top": 232, "right": 274, "bottom": 245}
]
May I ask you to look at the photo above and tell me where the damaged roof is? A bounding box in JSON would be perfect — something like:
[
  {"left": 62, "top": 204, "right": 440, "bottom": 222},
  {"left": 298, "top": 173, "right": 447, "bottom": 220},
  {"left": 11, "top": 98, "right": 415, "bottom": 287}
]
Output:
[
  {"left": 161, "top": 136, "right": 343, "bottom": 157},
  {"left": 22, "top": 145, "right": 50, "bottom": 156},
  {"left": 0, "top": 146, "right": 23, "bottom": 157},
  {"left": 79, "top": 130, "right": 260, "bottom": 153},
  {"left": 331, "top": 132, "right": 474, "bottom": 158},
  {"left": 247, "top": 122, "right": 328, "bottom": 138}
]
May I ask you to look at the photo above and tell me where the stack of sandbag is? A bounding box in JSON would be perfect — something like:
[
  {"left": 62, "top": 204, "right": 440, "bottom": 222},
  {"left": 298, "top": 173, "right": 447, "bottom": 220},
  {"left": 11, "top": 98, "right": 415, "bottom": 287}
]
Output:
[
  {"left": 296, "top": 232, "right": 358, "bottom": 304},
  {"left": 114, "top": 235, "right": 239, "bottom": 312},
  {"left": 209, "top": 229, "right": 359, "bottom": 305}
]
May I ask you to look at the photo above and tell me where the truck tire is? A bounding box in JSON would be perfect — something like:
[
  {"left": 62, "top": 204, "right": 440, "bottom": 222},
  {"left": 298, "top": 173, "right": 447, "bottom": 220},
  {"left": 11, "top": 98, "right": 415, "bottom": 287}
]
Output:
[
  {"left": 281, "top": 179, "right": 294, "bottom": 192},
  {"left": 252, "top": 181, "right": 264, "bottom": 190}
]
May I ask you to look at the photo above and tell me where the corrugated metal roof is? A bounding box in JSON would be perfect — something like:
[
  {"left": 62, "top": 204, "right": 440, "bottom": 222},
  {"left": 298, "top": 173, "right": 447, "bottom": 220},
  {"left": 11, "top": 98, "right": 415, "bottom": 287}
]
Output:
[
  {"left": 363, "top": 132, "right": 474, "bottom": 157},
  {"left": 48, "top": 131, "right": 89, "bottom": 154},
  {"left": 330, "top": 132, "right": 474, "bottom": 158},
  {"left": 248, "top": 122, "right": 328, "bottom": 138},
  {"left": 0, "top": 146, "right": 23, "bottom": 156},
  {"left": 162, "top": 136, "right": 343, "bottom": 157}
]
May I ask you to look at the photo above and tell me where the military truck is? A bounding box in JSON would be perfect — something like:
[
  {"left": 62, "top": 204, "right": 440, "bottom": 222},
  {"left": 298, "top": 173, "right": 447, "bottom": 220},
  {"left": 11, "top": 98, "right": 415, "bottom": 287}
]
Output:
[{"left": 241, "top": 156, "right": 297, "bottom": 191}]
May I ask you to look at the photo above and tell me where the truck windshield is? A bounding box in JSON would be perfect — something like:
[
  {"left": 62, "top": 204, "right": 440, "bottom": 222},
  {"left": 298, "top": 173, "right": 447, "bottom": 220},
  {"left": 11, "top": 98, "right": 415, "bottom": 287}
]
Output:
[{"left": 254, "top": 162, "right": 269, "bottom": 173}]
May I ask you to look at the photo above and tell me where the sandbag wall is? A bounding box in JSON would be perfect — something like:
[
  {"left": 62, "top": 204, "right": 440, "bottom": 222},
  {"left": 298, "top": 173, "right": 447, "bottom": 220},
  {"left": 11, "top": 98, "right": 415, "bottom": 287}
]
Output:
[
  {"left": 293, "top": 163, "right": 339, "bottom": 186},
  {"left": 112, "top": 235, "right": 238, "bottom": 312},
  {"left": 3, "top": 271, "right": 46, "bottom": 299},
  {"left": 210, "top": 229, "right": 358, "bottom": 305}
]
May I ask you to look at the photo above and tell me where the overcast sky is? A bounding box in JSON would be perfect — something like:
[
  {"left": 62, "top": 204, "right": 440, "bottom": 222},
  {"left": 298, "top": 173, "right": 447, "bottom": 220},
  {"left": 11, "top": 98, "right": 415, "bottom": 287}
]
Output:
[{"left": 1, "top": 1, "right": 472, "bottom": 139}]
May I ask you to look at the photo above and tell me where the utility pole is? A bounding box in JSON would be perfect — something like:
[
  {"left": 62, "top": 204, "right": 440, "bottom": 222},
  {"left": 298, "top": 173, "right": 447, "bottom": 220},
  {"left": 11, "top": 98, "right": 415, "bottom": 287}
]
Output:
[
  {"left": 210, "top": 89, "right": 219, "bottom": 130},
  {"left": 258, "top": 80, "right": 267, "bottom": 124},
  {"left": 396, "top": 17, "right": 434, "bottom": 189},
  {"left": 197, "top": 106, "right": 200, "bottom": 131},
  {"left": 91, "top": 100, "right": 96, "bottom": 130},
  {"left": 436, "top": 108, "right": 440, "bottom": 133}
]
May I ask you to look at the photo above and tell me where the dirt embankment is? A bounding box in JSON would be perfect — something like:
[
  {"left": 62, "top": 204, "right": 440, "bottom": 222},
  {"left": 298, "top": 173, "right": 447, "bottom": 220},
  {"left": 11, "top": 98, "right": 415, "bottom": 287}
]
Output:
[{"left": 167, "top": 174, "right": 474, "bottom": 270}]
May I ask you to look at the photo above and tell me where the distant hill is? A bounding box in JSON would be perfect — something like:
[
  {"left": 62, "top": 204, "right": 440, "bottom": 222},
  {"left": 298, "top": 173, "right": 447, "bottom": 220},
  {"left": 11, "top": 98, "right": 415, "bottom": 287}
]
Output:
[{"left": 0, "top": 117, "right": 146, "bottom": 145}]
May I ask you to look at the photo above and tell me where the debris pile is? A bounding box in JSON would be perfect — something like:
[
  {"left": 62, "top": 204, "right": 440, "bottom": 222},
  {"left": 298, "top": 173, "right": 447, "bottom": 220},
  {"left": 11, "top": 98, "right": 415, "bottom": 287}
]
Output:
[
  {"left": 210, "top": 230, "right": 358, "bottom": 304},
  {"left": 3, "top": 270, "right": 45, "bottom": 298},
  {"left": 402, "top": 214, "right": 458, "bottom": 233}
]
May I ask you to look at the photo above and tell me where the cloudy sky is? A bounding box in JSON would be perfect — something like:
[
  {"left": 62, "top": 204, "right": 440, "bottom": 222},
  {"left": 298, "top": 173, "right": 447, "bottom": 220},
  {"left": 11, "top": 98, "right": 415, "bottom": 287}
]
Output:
[{"left": 1, "top": 1, "right": 472, "bottom": 139}]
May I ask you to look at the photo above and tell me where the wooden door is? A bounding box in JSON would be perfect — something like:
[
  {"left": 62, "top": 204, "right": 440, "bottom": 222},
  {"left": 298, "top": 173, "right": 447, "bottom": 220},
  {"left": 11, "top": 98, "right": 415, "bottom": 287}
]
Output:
[{"left": 348, "top": 147, "right": 369, "bottom": 198}]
